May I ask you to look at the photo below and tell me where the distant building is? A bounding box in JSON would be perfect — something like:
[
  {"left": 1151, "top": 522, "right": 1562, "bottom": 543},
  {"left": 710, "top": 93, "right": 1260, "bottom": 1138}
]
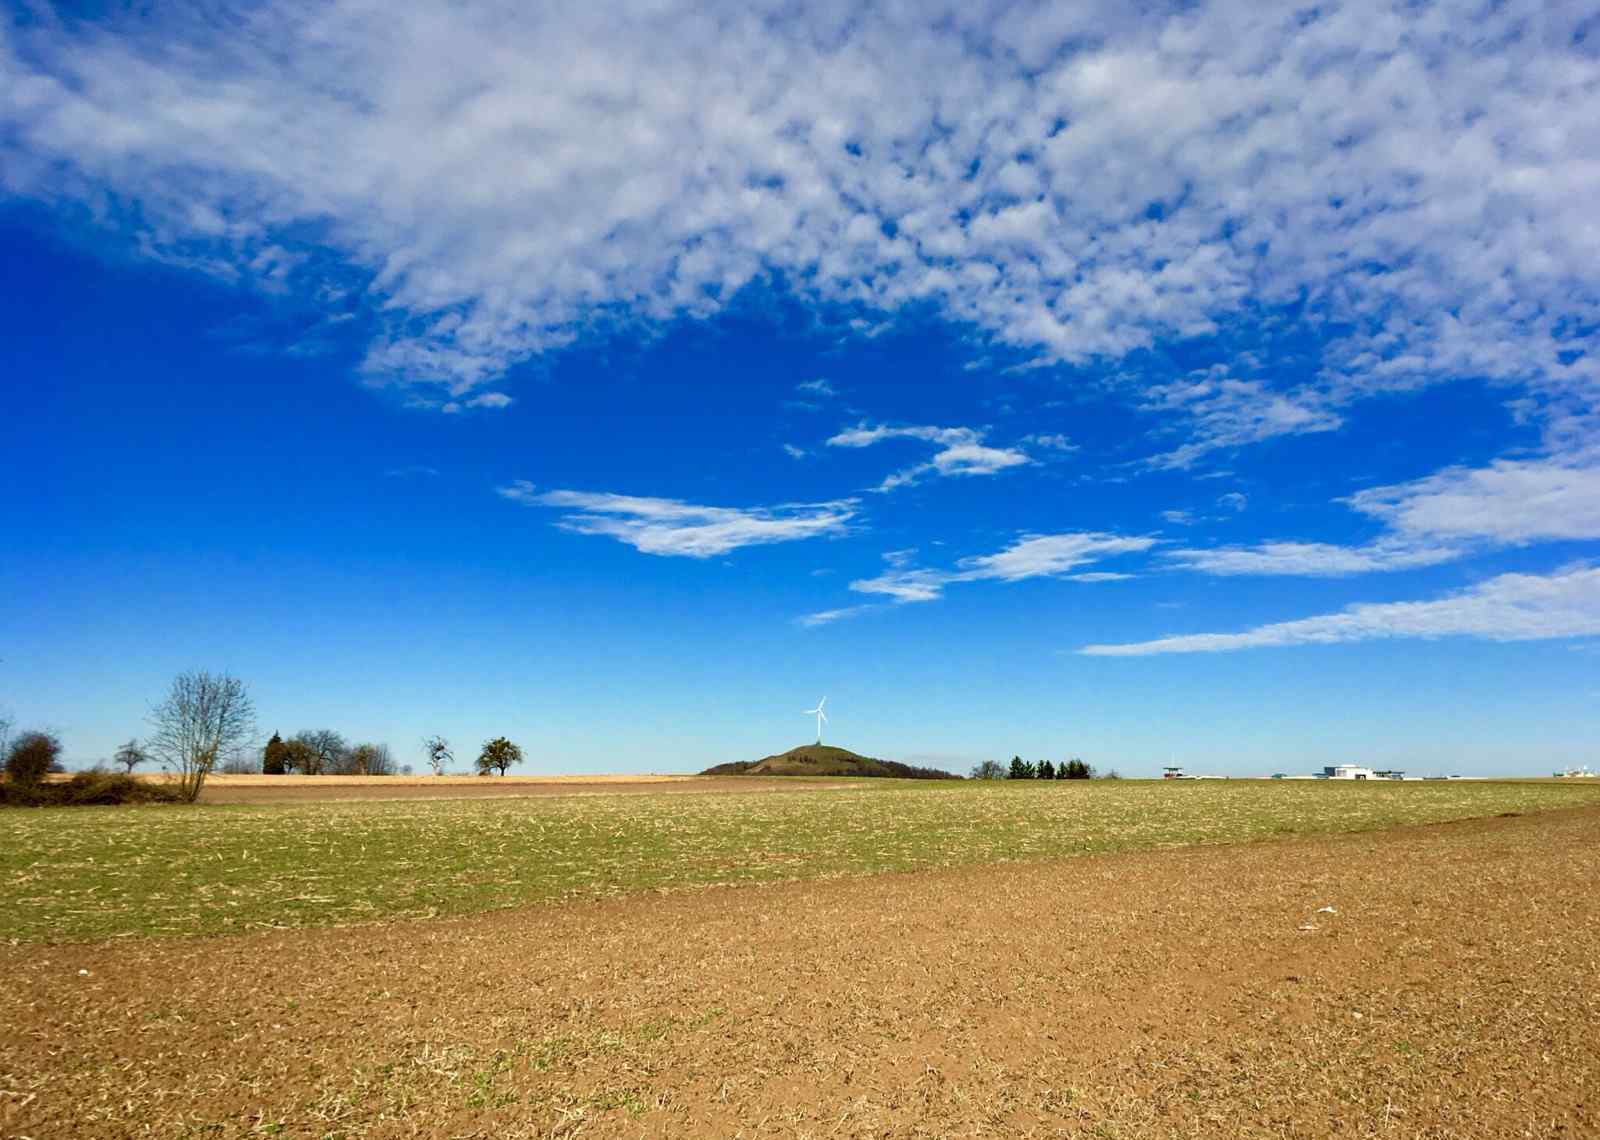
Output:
[
  {"left": 1319, "top": 765, "right": 1378, "bottom": 780},
  {"left": 1163, "top": 765, "right": 1184, "bottom": 780}
]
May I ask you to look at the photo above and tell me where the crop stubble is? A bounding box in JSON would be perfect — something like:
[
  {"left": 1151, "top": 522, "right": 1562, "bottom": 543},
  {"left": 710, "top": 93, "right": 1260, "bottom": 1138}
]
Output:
[{"left": 3, "top": 779, "right": 1596, "bottom": 942}]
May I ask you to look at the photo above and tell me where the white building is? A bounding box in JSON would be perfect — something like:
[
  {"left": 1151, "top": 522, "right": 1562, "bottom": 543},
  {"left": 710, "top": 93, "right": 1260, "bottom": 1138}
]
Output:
[{"left": 1319, "top": 765, "right": 1377, "bottom": 780}]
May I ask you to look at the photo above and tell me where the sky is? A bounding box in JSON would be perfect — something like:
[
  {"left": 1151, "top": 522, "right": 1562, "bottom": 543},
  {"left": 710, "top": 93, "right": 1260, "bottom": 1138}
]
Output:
[{"left": 3, "top": 0, "right": 1598, "bottom": 777}]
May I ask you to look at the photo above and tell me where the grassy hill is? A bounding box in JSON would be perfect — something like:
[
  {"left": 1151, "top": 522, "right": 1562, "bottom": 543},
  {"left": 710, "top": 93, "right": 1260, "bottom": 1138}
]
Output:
[{"left": 702, "top": 744, "right": 960, "bottom": 780}]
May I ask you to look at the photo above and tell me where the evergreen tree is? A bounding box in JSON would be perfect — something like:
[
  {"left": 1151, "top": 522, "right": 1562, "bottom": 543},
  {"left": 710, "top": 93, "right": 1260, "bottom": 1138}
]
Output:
[
  {"left": 1038, "top": 759, "right": 1056, "bottom": 780},
  {"left": 262, "top": 732, "right": 288, "bottom": 775},
  {"left": 1007, "top": 755, "right": 1028, "bottom": 780}
]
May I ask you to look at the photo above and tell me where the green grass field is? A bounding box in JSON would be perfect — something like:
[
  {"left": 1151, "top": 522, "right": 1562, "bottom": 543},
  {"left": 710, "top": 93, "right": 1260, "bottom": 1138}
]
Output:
[{"left": 3, "top": 778, "right": 1597, "bottom": 942}]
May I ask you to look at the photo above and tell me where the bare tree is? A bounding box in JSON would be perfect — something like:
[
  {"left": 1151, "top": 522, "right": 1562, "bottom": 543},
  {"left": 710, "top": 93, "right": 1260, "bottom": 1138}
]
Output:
[
  {"left": 290, "top": 729, "right": 346, "bottom": 775},
  {"left": 113, "top": 739, "right": 149, "bottom": 774},
  {"left": 347, "top": 742, "right": 396, "bottom": 776},
  {"left": 218, "top": 746, "right": 262, "bottom": 775},
  {"left": 0, "top": 712, "right": 12, "bottom": 760},
  {"left": 422, "top": 735, "right": 453, "bottom": 776},
  {"left": 148, "top": 671, "right": 255, "bottom": 802}
]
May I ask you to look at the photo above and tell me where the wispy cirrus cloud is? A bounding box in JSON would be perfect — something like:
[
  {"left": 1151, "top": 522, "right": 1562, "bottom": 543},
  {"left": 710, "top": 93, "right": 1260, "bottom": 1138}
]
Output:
[
  {"left": 1173, "top": 454, "right": 1600, "bottom": 577},
  {"left": 826, "top": 424, "right": 1032, "bottom": 491},
  {"left": 5, "top": 0, "right": 1594, "bottom": 442},
  {"left": 847, "top": 533, "right": 1155, "bottom": 606},
  {"left": 497, "top": 482, "right": 856, "bottom": 558},
  {"left": 1081, "top": 565, "right": 1600, "bottom": 656},
  {"left": 795, "top": 604, "right": 879, "bottom": 628},
  {"left": 1142, "top": 375, "right": 1342, "bottom": 470}
]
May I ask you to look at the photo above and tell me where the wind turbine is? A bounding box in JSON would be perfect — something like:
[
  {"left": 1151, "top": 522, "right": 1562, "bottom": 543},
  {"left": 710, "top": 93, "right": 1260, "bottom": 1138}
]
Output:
[{"left": 803, "top": 697, "right": 828, "bottom": 745}]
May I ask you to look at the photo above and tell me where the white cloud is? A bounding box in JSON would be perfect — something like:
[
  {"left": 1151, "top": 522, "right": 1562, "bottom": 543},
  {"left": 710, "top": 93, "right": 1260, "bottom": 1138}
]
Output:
[
  {"left": 781, "top": 443, "right": 807, "bottom": 460},
  {"left": 850, "top": 532, "right": 1154, "bottom": 604},
  {"left": 1161, "top": 509, "right": 1195, "bottom": 526},
  {"left": 1348, "top": 457, "right": 1600, "bottom": 547},
  {"left": 1172, "top": 540, "right": 1463, "bottom": 577},
  {"left": 796, "top": 379, "right": 836, "bottom": 398},
  {"left": 1216, "top": 492, "right": 1247, "bottom": 512},
  {"left": 1175, "top": 454, "right": 1600, "bottom": 577},
  {"left": 796, "top": 604, "right": 878, "bottom": 628},
  {"left": 1023, "top": 433, "right": 1076, "bottom": 452},
  {"left": 497, "top": 481, "right": 855, "bottom": 558},
  {"left": 1142, "top": 375, "right": 1341, "bottom": 469},
  {"left": 827, "top": 423, "right": 1031, "bottom": 491},
  {"left": 1081, "top": 565, "right": 1600, "bottom": 656},
  {"left": 5, "top": 0, "right": 1594, "bottom": 437},
  {"left": 441, "top": 391, "right": 515, "bottom": 414}
]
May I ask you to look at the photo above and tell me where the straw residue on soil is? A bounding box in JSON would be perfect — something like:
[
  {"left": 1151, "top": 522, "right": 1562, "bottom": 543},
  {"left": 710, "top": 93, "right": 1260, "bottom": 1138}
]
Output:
[
  {"left": 5, "top": 779, "right": 1596, "bottom": 941},
  {"left": 2, "top": 807, "right": 1595, "bottom": 1138}
]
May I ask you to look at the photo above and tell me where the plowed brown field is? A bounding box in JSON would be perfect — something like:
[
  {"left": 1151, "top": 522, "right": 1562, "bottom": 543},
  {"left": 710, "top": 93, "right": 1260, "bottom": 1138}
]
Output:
[{"left": 3, "top": 807, "right": 1596, "bottom": 1139}]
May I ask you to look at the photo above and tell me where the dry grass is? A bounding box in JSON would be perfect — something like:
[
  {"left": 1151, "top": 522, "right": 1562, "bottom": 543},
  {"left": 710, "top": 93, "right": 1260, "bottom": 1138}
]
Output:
[
  {"left": 2, "top": 777, "right": 1596, "bottom": 942},
  {"left": 68, "top": 772, "right": 700, "bottom": 787}
]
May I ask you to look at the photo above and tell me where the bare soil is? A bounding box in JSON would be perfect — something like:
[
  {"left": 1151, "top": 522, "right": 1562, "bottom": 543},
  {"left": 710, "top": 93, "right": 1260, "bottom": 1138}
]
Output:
[{"left": 2, "top": 807, "right": 1596, "bottom": 1138}]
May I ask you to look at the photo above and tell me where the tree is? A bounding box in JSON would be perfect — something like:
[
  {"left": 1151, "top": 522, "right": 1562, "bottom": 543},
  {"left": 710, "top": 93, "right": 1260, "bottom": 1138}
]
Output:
[
  {"left": 0, "top": 713, "right": 12, "bottom": 760},
  {"left": 1008, "top": 755, "right": 1028, "bottom": 779},
  {"left": 113, "top": 739, "right": 149, "bottom": 774},
  {"left": 290, "top": 729, "right": 346, "bottom": 775},
  {"left": 969, "top": 759, "right": 1006, "bottom": 780},
  {"left": 5, "top": 731, "right": 61, "bottom": 787},
  {"left": 477, "top": 736, "right": 523, "bottom": 776},
  {"left": 218, "top": 747, "right": 262, "bottom": 774},
  {"left": 1099, "top": 768, "right": 1123, "bottom": 780},
  {"left": 1055, "top": 760, "right": 1068, "bottom": 780},
  {"left": 1038, "top": 759, "right": 1056, "bottom": 780},
  {"left": 1064, "top": 758, "right": 1092, "bottom": 780},
  {"left": 262, "top": 733, "right": 288, "bottom": 775},
  {"left": 148, "top": 670, "right": 255, "bottom": 803},
  {"left": 422, "top": 735, "right": 453, "bottom": 776},
  {"left": 279, "top": 738, "right": 317, "bottom": 774},
  {"left": 348, "top": 742, "right": 395, "bottom": 776}
]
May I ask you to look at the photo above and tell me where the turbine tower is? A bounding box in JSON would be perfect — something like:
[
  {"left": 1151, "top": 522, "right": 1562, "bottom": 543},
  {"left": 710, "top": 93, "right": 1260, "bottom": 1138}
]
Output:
[{"left": 803, "top": 697, "right": 828, "bottom": 745}]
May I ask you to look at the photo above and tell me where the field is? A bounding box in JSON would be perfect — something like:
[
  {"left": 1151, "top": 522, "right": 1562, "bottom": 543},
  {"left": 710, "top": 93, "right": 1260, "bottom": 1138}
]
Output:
[
  {"left": 4, "top": 778, "right": 1597, "bottom": 942},
  {"left": 3, "top": 778, "right": 1598, "bottom": 1137}
]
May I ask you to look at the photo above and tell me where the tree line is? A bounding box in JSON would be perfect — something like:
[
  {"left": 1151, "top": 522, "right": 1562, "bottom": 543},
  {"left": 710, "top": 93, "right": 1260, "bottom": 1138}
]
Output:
[
  {"left": 969, "top": 755, "right": 1116, "bottom": 780},
  {"left": 2, "top": 671, "right": 526, "bottom": 807}
]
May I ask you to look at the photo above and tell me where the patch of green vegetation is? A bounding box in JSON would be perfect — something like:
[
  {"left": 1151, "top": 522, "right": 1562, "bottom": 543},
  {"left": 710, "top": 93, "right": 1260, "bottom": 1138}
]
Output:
[{"left": 1, "top": 779, "right": 1595, "bottom": 942}]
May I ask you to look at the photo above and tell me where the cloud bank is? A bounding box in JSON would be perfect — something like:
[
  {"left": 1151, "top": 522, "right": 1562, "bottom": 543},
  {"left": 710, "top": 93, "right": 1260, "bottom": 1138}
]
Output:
[{"left": 4, "top": 0, "right": 1596, "bottom": 435}]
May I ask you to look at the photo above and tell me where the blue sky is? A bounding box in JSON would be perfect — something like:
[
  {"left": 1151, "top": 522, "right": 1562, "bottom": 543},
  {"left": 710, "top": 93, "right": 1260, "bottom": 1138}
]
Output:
[{"left": 3, "top": 1, "right": 1598, "bottom": 776}]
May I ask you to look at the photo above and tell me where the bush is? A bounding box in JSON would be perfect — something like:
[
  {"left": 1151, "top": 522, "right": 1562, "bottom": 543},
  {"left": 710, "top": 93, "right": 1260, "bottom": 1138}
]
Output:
[
  {"left": 0, "top": 769, "right": 183, "bottom": 808},
  {"left": 4, "top": 732, "right": 60, "bottom": 787}
]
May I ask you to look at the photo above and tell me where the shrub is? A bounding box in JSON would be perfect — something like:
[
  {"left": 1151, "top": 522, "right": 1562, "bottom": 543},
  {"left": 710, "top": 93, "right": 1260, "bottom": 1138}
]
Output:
[
  {"left": 4, "top": 732, "right": 60, "bottom": 787},
  {"left": 1, "top": 769, "right": 183, "bottom": 808}
]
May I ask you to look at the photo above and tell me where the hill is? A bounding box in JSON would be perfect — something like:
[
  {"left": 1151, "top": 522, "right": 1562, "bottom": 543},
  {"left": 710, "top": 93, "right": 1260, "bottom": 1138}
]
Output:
[{"left": 701, "top": 744, "right": 960, "bottom": 780}]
